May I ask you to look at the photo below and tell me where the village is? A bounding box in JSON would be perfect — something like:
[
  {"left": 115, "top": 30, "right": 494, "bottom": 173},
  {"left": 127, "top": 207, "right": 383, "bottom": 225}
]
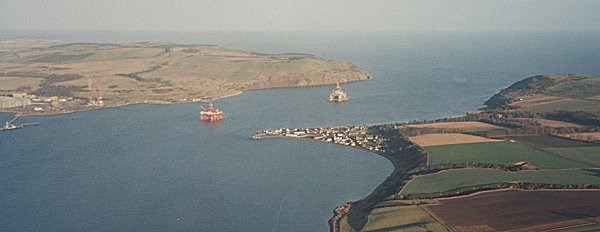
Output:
[{"left": 252, "top": 124, "right": 389, "bottom": 153}]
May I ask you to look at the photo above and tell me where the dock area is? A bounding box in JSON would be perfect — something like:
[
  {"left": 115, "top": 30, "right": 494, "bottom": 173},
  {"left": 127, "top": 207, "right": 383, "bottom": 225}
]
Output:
[{"left": 1, "top": 114, "right": 39, "bottom": 131}]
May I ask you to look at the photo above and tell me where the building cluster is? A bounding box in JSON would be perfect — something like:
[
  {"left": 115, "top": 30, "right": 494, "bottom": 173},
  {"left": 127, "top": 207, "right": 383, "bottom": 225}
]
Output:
[
  {"left": 0, "top": 92, "right": 88, "bottom": 113},
  {"left": 254, "top": 125, "right": 388, "bottom": 152},
  {"left": 0, "top": 93, "right": 33, "bottom": 109}
]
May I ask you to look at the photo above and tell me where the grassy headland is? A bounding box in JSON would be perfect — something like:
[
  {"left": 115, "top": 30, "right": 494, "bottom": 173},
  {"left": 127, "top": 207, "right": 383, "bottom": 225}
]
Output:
[
  {"left": 0, "top": 38, "right": 370, "bottom": 115},
  {"left": 253, "top": 73, "right": 600, "bottom": 231}
]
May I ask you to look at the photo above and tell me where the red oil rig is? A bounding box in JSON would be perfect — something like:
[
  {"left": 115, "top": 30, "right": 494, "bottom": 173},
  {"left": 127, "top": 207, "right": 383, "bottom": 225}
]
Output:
[{"left": 199, "top": 100, "right": 223, "bottom": 122}]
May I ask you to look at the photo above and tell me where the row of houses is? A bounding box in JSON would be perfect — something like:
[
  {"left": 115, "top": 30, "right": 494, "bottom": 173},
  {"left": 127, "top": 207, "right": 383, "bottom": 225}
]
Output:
[{"left": 256, "top": 125, "right": 388, "bottom": 153}]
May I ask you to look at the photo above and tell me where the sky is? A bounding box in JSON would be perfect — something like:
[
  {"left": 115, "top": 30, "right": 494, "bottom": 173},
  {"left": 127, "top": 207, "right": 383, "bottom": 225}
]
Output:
[{"left": 1, "top": 0, "right": 599, "bottom": 32}]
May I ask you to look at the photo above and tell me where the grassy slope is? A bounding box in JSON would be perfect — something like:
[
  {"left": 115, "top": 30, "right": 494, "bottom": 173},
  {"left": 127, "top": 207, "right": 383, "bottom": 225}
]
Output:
[
  {"left": 485, "top": 74, "right": 600, "bottom": 117},
  {"left": 520, "top": 99, "right": 600, "bottom": 116},
  {"left": 545, "top": 147, "right": 600, "bottom": 167},
  {"left": 546, "top": 76, "right": 600, "bottom": 98},
  {"left": 425, "top": 141, "right": 593, "bottom": 169},
  {"left": 401, "top": 168, "right": 600, "bottom": 195},
  {"left": 0, "top": 41, "right": 369, "bottom": 103}
]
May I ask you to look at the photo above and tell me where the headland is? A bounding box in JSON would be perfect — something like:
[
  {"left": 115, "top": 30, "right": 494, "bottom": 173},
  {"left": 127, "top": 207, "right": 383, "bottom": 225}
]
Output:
[
  {"left": 253, "top": 73, "right": 600, "bottom": 231},
  {"left": 0, "top": 38, "right": 370, "bottom": 115}
]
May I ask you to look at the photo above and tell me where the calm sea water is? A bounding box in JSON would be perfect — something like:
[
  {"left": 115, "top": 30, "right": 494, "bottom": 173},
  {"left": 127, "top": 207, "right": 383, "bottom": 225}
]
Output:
[{"left": 1, "top": 30, "right": 600, "bottom": 231}]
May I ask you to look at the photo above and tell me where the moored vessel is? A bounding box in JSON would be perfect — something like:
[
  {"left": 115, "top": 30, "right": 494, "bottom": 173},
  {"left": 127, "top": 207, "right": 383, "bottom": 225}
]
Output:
[
  {"left": 200, "top": 100, "right": 223, "bottom": 122},
  {"left": 328, "top": 83, "right": 348, "bottom": 102}
]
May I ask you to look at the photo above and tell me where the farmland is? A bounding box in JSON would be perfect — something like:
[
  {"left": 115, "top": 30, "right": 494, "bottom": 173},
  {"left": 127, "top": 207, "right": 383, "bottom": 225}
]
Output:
[
  {"left": 507, "top": 135, "right": 598, "bottom": 148},
  {"left": 510, "top": 94, "right": 568, "bottom": 107},
  {"left": 408, "top": 133, "right": 501, "bottom": 147},
  {"left": 424, "top": 190, "right": 600, "bottom": 232},
  {"left": 359, "top": 202, "right": 449, "bottom": 232},
  {"left": 424, "top": 140, "right": 592, "bottom": 168},
  {"left": 406, "top": 121, "right": 503, "bottom": 132},
  {"left": 520, "top": 98, "right": 600, "bottom": 117},
  {"left": 545, "top": 147, "right": 600, "bottom": 167},
  {"left": 558, "top": 132, "right": 600, "bottom": 143},
  {"left": 512, "top": 118, "right": 585, "bottom": 128},
  {"left": 545, "top": 76, "right": 600, "bottom": 98},
  {"left": 334, "top": 74, "right": 600, "bottom": 232},
  {"left": 401, "top": 168, "right": 600, "bottom": 195},
  {"left": 484, "top": 74, "right": 600, "bottom": 121}
]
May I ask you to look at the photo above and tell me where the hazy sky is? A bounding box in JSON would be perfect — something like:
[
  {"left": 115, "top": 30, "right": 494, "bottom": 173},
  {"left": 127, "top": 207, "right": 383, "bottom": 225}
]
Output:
[{"left": 1, "top": 0, "right": 599, "bottom": 32}]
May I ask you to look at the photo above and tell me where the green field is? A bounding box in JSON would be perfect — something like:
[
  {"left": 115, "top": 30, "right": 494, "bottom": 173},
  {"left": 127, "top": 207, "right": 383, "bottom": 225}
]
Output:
[
  {"left": 359, "top": 204, "right": 449, "bottom": 232},
  {"left": 425, "top": 141, "right": 593, "bottom": 169},
  {"left": 546, "top": 76, "right": 600, "bottom": 99},
  {"left": 401, "top": 168, "right": 600, "bottom": 195},
  {"left": 520, "top": 99, "right": 600, "bottom": 116},
  {"left": 545, "top": 146, "right": 600, "bottom": 167},
  {"left": 338, "top": 217, "right": 353, "bottom": 232}
]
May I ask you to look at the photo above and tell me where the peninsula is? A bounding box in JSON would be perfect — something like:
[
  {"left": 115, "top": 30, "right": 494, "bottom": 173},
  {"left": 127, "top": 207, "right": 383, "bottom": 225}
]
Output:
[
  {"left": 253, "top": 73, "right": 600, "bottom": 232},
  {"left": 0, "top": 38, "right": 370, "bottom": 115}
]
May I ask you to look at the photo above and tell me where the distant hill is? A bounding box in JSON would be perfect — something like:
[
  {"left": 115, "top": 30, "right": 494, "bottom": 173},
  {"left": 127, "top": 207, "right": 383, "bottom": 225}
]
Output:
[{"left": 0, "top": 38, "right": 370, "bottom": 109}]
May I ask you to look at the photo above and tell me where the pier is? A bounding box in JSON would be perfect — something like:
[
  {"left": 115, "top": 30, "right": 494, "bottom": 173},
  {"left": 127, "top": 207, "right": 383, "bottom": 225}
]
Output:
[{"left": 1, "top": 114, "right": 39, "bottom": 131}]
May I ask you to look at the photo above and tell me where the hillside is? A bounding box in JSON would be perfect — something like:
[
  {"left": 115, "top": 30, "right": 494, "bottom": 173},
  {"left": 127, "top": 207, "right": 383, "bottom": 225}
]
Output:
[
  {"left": 484, "top": 74, "right": 600, "bottom": 125},
  {"left": 254, "top": 73, "right": 599, "bottom": 231},
  {"left": 0, "top": 38, "right": 370, "bottom": 114}
]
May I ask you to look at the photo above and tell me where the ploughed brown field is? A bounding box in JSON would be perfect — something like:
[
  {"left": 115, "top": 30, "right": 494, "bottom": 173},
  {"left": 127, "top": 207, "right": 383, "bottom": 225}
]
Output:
[{"left": 424, "top": 190, "right": 600, "bottom": 232}]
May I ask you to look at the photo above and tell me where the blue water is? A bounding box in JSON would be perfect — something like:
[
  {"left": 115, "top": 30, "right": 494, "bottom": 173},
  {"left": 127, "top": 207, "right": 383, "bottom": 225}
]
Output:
[{"left": 1, "top": 30, "right": 600, "bottom": 231}]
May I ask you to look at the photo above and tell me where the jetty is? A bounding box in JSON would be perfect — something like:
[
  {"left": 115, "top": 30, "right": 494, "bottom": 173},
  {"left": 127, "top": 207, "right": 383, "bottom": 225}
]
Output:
[{"left": 1, "top": 115, "right": 39, "bottom": 131}]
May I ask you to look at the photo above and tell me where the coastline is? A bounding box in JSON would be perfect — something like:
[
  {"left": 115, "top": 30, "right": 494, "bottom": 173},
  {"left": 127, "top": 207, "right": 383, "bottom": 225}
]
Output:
[
  {"left": 336, "top": 127, "right": 427, "bottom": 231},
  {"left": 0, "top": 78, "right": 369, "bottom": 117},
  {"left": 0, "top": 38, "right": 371, "bottom": 118},
  {"left": 252, "top": 112, "right": 600, "bottom": 231},
  {"left": 0, "top": 91, "right": 243, "bottom": 117},
  {"left": 2, "top": 32, "right": 599, "bottom": 232},
  {"left": 252, "top": 124, "right": 428, "bottom": 231}
]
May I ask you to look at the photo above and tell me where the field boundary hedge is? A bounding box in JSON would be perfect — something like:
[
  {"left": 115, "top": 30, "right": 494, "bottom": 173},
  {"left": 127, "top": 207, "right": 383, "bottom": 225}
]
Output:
[{"left": 396, "top": 182, "right": 600, "bottom": 200}]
